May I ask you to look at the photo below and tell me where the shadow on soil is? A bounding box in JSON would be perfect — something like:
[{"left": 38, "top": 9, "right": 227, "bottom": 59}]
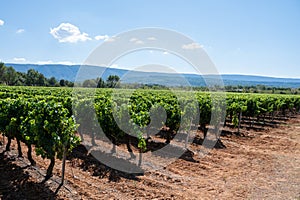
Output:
[
  {"left": 0, "top": 151, "right": 55, "bottom": 200},
  {"left": 67, "top": 145, "right": 143, "bottom": 182},
  {"left": 68, "top": 139, "right": 206, "bottom": 182}
]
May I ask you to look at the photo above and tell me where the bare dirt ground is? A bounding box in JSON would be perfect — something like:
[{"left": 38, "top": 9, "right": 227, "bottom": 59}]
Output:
[{"left": 1, "top": 116, "right": 300, "bottom": 200}]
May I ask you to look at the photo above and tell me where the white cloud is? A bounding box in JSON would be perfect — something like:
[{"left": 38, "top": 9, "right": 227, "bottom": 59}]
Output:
[
  {"left": 95, "top": 35, "right": 109, "bottom": 41},
  {"left": 129, "top": 37, "right": 144, "bottom": 45},
  {"left": 16, "top": 29, "right": 25, "bottom": 34},
  {"left": 130, "top": 37, "right": 138, "bottom": 42},
  {"left": 13, "top": 57, "right": 26, "bottom": 62},
  {"left": 50, "top": 23, "right": 91, "bottom": 43},
  {"left": 105, "top": 37, "right": 116, "bottom": 42},
  {"left": 135, "top": 40, "right": 144, "bottom": 45},
  {"left": 10, "top": 57, "right": 77, "bottom": 65},
  {"left": 95, "top": 35, "right": 116, "bottom": 42},
  {"left": 56, "top": 61, "right": 76, "bottom": 65},
  {"left": 109, "top": 64, "right": 119, "bottom": 68},
  {"left": 0, "top": 19, "right": 4, "bottom": 26},
  {"left": 147, "top": 37, "right": 156, "bottom": 41},
  {"left": 35, "top": 60, "right": 57, "bottom": 64},
  {"left": 182, "top": 42, "right": 203, "bottom": 50},
  {"left": 35, "top": 60, "right": 76, "bottom": 65}
]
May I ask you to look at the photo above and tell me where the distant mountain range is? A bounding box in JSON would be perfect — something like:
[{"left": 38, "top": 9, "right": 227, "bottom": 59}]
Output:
[{"left": 6, "top": 63, "right": 300, "bottom": 88}]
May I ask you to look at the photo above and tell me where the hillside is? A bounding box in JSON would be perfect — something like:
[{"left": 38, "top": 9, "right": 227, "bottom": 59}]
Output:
[{"left": 6, "top": 63, "right": 300, "bottom": 88}]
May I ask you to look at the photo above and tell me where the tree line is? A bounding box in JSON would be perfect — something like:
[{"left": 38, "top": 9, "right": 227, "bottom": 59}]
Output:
[
  {"left": 82, "top": 75, "right": 120, "bottom": 88},
  {"left": 1, "top": 62, "right": 300, "bottom": 93},
  {"left": 0, "top": 63, "right": 123, "bottom": 88},
  {"left": 222, "top": 85, "right": 300, "bottom": 95},
  {"left": 0, "top": 63, "right": 74, "bottom": 87}
]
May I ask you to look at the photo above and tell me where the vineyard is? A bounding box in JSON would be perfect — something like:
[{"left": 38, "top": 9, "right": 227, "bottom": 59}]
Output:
[{"left": 0, "top": 86, "right": 300, "bottom": 198}]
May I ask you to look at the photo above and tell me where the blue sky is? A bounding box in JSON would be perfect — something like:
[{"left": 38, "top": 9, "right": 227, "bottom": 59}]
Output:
[{"left": 0, "top": 0, "right": 300, "bottom": 78}]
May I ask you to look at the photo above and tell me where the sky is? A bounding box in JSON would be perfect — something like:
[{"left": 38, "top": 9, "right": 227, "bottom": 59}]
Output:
[{"left": 0, "top": 0, "right": 300, "bottom": 78}]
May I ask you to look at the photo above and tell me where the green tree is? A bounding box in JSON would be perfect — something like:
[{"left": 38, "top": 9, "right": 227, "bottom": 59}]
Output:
[
  {"left": 37, "top": 73, "right": 46, "bottom": 86},
  {"left": 48, "top": 77, "right": 57, "bottom": 87},
  {"left": 59, "top": 79, "right": 66, "bottom": 87},
  {"left": 64, "top": 80, "right": 74, "bottom": 87},
  {"left": 15, "top": 72, "right": 26, "bottom": 86},
  {"left": 96, "top": 77, "right": 106, "bottom": 88},
  {"left": 26, "top": 69, "right": 39, "bottom": 86},
  {"left": 0, "top": 62, "right": 6, "bottom": 84},
  {"left": 82, "top": 79, "right": 97, "bottom": 87},
  {"left": 4, "top": 66, "right": 18, "bottom": 86},
  {"left": 106, "top": 75, "right": 120, "bottom": 88}
]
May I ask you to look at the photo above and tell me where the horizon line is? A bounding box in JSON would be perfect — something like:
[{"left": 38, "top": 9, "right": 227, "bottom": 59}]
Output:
[{"left": 5, "top": 62, "right": 300, "bottom": 80}]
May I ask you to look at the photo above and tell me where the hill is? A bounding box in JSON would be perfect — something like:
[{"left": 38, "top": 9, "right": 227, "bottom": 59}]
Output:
[{"left": 6, "top": 63, "right": 300, "bottom": 88}]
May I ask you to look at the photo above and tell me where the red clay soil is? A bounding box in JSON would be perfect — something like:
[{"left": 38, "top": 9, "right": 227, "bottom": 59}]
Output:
[{"left": 1, "top": 116, "right": 300, "bottom": 200}]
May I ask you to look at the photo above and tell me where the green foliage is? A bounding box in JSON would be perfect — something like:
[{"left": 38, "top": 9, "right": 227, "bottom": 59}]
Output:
[
  {"left": 0, "top": 88, "right": 80, "bottom": 177},
  {"left": 81, "top": 75, "right": 121, "bottom": 88},
  {"left": 0, "top": 63, "right": 74, "bottom": 87},
  {"left": 0, "top": 86, "right": 300, "bottom": 177},
  {"left": 106, "top": 75, "right": 120, "bottom": 88}
]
